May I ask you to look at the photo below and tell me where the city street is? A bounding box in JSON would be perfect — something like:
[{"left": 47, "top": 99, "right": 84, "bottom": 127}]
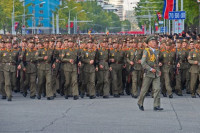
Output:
[{"left": 0, "top": 93, "right": 200, "bottom": 133}]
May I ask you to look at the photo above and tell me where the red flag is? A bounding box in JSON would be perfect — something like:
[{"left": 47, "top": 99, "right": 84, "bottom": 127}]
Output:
[
  {"left": 14, "top": 22, "right": 19, "bottom": 30},
  {"left": 163, "top": 0, "right": 176, "bottom": 19},
  {"left": 157, "top": 12, "right": 162, "bottom": 20},
  {"left": 70, "top": 22, "right": 74, "bottom": 28}
]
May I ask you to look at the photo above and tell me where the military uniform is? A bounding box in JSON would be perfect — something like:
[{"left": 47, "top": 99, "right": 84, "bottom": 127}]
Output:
[
  {"left": 81, "top": 40, "right": 97, "bottom": 99},
  {"left": 35, "top": 38, "right": 54, "bottom": 100},
  {"left": 188, "top": 41, "right": 200, "bottom": 97},
  {"left": 159, "top": 42, "right": 175, "bottom": 98},
  {"left": 180, "top": 39, "right": 190, "bottom": 93},
  {"left": 138, "top": 36, "right": 163, "bottom": 111},
  {"left": 23, "top": 39, "right": 37, "bottom": 98},
  {"left": 61, "top": 43, "right": 79, "bottom": 100},
  {"left": 96, "top": 45, "right": 110, "bottom": 98},
  {"left": 0, "top": 40, "right": 6, "bottom": 99},
  {"left": 1, "top": 39, "right": 19, "bottom": 101},
  {"left": 109, "top": 44, "right": 125, "bottom": 97}
]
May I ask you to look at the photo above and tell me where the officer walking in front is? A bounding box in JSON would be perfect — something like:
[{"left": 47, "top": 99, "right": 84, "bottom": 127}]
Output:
[{"left": 137, "top": 36, "right": 163, "bottom": 111}]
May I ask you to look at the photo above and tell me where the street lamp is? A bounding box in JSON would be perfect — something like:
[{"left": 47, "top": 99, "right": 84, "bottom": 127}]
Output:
[
  {"left": 68, "top": 7, "right": 77, "bottom": 34},
  {"left": 56, "top": 6, "right": 68, "bottom": 34},
  {"left": 12, "top": 0, "right": 15, "bottom": 35},
  {"left": 75, "top": 10, "right": 84, "bottom": 34}
]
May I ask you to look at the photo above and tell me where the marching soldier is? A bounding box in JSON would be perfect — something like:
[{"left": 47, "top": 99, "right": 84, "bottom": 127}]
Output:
[
  {"left": 1, "top": 38, "right": 20, "bottom": 101},
  {"left": 96, "top": 38, "right": 110, "bottom": 98},
  {"left": 180, "top": 39, "right": 190, "bottom": 94},
  {"left": 0, "top": 39, "right": 6, "bottom": 99},
  {"left": 137, "top": 36, "right": 163, "bottom": 111},
  {"left": 109, "top": 39, "right": 125, "bottom": 97},
  {"left": 81, "top": 39, "right": 97, "bottom": 99},
  {"left": 159, "top": 42, "right": 175, "bottom": 98},
  {"left": 60, "top": 38, "right": 79, "bottom": 100},
  {"left": 22, "top": 38, "right": 37, "bottom": 99},
  {"left": 188, "top": 40, "right": 200, "bottom": 98},
  {"left": 35, "top": 38, "right": 55, "bottom": 100}
]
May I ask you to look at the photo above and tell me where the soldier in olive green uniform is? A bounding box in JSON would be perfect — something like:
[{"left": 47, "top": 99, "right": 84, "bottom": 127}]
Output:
[
  {"left": 54, "top": 38, "right": 62, "bottom": 95},
  {"left": 22, "top": 38, "right": 37, "bottom": 99},
  {"left": 188, "top": 40, "right": 200, "bottom": 98},
  {"left": 61, "top": 38, "right": 79, "bottom": 100},
  {"left": 81, "top": 39, "right": 97, "bottom": 99},
  {"left": 96, "top": 38, "right": 110, "bottom": 98},
  {"left": 175, "top": 39, "right": 183, "bottom": 96},
  {"left": 180, "top": 39, "right": 190, "bottom": 93},
  {"left": 49, "top": 37, "right": 57, "bottom": 97},
  {"left": 159, "top": 42, "right": 175, "bottom": 98},
  {"left": 137, "top": 36, "right": 163, "bottom": 111},
  {"left": 0, "top": 39, "right": 6, "bottom": 99},
  {"left": 129, "top": 38, "right": 143, "bottom": 98},
  {"left": 19, "top": 38, "right": 27, "bottom": 94},
  {"left": 1, "top": 38, "right": 20, "bottom": 101},
  {"left": 35, "top": 38, "right": 54, "bottom": 100},
  {"left": 109, "top": 39, "right": 125, "bottom": 97}
]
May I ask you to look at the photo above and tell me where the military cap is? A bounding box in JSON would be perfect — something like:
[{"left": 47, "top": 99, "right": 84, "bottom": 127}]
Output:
[
  {"left": 4, "top": 38, "right": 12, "bottom": 43},
  {"left": 129, "top": 40, "right": 133, "bottom": 43},
  {"left": 28, "top": 38, "right": 35, "bottom": 43},
  {"left": 122, "top": 38, "right": 127, "bottom": 43},
  {"left": 182, "top": 38, "right": 188, "bottom": 43},
  {"left": 22, "top": 38, "right": 27, "bottom": 42},
  {"left": 160, "top": 40, "right": 166, "bottom": 44},
  {"left": 43, "top": 38, "right": 49, "bottom": 42},
  {"left": 13, "top": 40, "right": 18, "bottom": 45},
  {"left": 112, "top": 39, "right": 118, "bottom": 44},
  {"left": 0, "top": 38, "right": 4, "bottom": 43},
  {"left": 87, "top": 38, "right": 93, "bottom": 43},
  {"left": 165, "top": 42, "right": 172, "bottom": 46},
  {"left": 103, "top": 38, "right": 108, "bottom": 43},
  {"left": 194, "top": 39, "right": 200, "bottom": 44},
  {"left": 176, "top": 39, "right": 181, "bottom": 43},
  {"left": 50, "top": 37, "right": 55, "bottom": 42},
  {"left": 145, "top": 36, "right": 156, "bottom": 44},
  {"left": 132, "top": 38, "right": 138, "bottom": 43},
  {"left": 189, "top": 40, "right": 194, "bottom": 44},
  {"left": 126, "top": 37, "right": 131, "bottom": 42},
  {"left": 36, "top": 39, "right": 43, "bottom": 44},
  {"left": 138, "top": 38, "right": 143, "bottom": 43},
  {"left": 57, "top": 38, "right": 63, "bottom": 42},
  {"left": 68, "top": 38, "right": 73, "bottom": 42}
]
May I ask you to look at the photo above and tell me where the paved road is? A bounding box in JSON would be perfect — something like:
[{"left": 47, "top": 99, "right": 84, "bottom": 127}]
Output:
[{"left": 0, "top": 93, "right": 200, "bottom": 133}]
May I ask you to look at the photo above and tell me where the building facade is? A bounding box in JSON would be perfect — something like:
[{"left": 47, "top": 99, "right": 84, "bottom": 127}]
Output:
[
  {"left": 25, "top": 0, "right": 61, "bottom": 34},
  {"left": 108, "top": 0, "right": 124, "bottom": 20}
]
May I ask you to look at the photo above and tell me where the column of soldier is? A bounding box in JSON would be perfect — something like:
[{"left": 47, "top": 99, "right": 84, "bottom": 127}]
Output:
[{"left": 0, "top": 33, "right": 199, "bottom": 103}]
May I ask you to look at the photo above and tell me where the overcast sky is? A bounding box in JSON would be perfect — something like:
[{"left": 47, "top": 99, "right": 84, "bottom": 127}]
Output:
[{"left": 124, "top": 0, "right": 140, "bottom": 11}]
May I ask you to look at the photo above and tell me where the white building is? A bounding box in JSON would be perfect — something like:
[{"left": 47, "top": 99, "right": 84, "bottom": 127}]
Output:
[{"left": 108, "top": 0, "right": 124, "bottom": 20}]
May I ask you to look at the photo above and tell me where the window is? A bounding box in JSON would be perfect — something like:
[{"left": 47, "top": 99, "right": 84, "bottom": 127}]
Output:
[
  {"left": 39, "top": 4, "right": 43, "bottom": 8},
  {"left": 39, "top": 22, "right": 43, "bottom": 27},
  {"left": 39, "top": 10, "right": 43, "bottom": 14},
  {"left": 39, "top": 17, "right": 43, "bottom": 20}
]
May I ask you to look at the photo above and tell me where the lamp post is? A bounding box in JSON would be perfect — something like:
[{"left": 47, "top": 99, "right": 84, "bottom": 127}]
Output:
[
  {"left": 68, "top": 7, "right": 77, "bottom": 34},
  {"left": 75, "top": 10, "right": 84, "bottom": 34},
  {"left": 12, "top": 0, "right": 15, "bottom": 35},
  {"left": 56, "top": 6, "right": 68, "bottom": 34}
]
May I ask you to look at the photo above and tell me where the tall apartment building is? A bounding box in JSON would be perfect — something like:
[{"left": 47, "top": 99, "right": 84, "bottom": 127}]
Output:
[
  {"left": 108, "top": 0, "right": 124, "bottom": 20},
  {"left": 25, "top": 0, "right": 61, "bottom": 34}
]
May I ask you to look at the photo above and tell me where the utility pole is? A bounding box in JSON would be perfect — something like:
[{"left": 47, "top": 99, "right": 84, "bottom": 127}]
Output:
[
  {"left": 52, "top": 13, "right": 55, "bottom": 34},
  {"left": 56, "top": 14, "right": 59, "bottom": 34},
  {"left": 12, "top": 0, "right": 15, "bottom": 35}
]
